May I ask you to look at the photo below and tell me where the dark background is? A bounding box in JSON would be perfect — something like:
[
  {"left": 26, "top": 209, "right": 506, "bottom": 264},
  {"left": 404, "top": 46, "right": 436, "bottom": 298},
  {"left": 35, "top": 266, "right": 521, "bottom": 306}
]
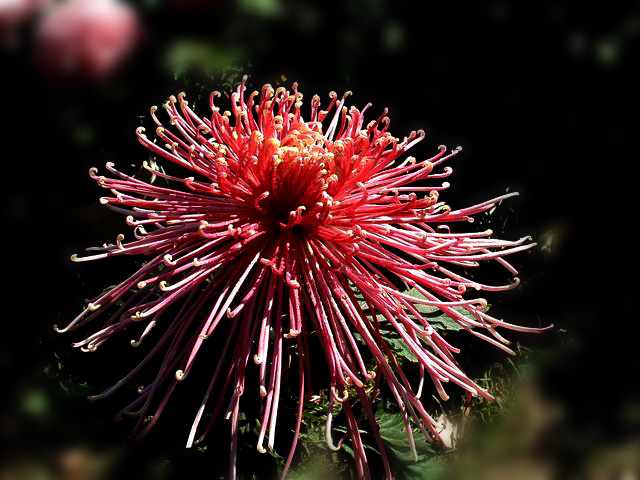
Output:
[{"left": 1, "top": 1, "right": 638, "bottom": 478}]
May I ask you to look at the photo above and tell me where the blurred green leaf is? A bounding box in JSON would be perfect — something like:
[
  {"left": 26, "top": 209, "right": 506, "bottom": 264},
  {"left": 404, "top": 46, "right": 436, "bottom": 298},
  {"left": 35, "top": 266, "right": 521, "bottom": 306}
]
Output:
[
  {"left": 163, "top": 40, "right": 249, "bottom": 98},
  {"left": 21, "top": 389, "right": 50, "bottom": 417},
  {"left": 239, "top": 0, "right": 283, "bottom": 17}
]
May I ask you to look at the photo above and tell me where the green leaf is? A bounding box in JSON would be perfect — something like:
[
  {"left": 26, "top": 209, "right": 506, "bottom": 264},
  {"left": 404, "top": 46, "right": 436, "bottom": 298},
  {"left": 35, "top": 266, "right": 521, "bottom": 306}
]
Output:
[
  {"left": 353, "top": 286, "right": 466, "bottom": 332},
  {"left": 403, "top": 287, "right": 473, "bottom": 332},
  {"left": 421, "top": 308, "right": 463, "bottom": 332},
  {"left": 378, "top": 411, "right": 445, "bottom": 479},
  {"left": 378, "top": 328, "right": 418, "bottom": 363}
]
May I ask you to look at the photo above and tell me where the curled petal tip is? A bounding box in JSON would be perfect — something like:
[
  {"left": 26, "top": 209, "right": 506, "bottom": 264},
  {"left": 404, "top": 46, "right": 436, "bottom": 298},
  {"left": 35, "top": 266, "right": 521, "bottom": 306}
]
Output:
[
  {"left": 286, "top": 279, "right": 300, "bottom": 288},
  {"left": 283, "top": 329, "right": 300, "bottom": 338}
]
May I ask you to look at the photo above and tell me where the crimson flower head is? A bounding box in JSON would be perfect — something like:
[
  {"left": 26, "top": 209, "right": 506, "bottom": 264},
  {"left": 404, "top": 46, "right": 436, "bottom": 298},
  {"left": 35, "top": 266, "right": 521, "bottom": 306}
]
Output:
[{"left": 59, "top": 78, "right": 549, "bottom": 479}]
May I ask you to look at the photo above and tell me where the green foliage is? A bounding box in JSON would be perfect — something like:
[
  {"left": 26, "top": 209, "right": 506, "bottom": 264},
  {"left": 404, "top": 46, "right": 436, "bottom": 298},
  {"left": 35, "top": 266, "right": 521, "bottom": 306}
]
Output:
[
  {"left": 401, "top": 288, "right": 465, "bottom": 332},
  {"left": 377, "top": 327, "right": 419, "bottom": 363},
  {"left": 289, "top": 389, "right": 448, "bottom": 479},
  {"left": 352, "top": 285, "right": 473, "bottom": 365},
  {"left": 238, "top": 0, "right": 284, "bottom": 17},
  {"left": 163, "top": 40, "right": 250, "bottom": 101},
  {"left": 289, "top": 395, "right": 353, "bottom": 479},
  {"left": 470, "top": 345, "right": 539, "bottom": 426},
  {"left": 58, "top": 379, "right": 101, "bottom": 397},
  {"left": 377, "top": 410, "right": 445, "bottom": 480},
  {"left": 354, "top": 286, "right": 465, "bottom": 334}
]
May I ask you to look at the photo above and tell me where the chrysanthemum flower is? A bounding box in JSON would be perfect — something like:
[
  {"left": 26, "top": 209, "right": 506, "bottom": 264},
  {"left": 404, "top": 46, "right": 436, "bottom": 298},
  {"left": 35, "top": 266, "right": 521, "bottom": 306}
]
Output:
[{"left": 59, "top": 78, "right": 549, "bottom": 479}]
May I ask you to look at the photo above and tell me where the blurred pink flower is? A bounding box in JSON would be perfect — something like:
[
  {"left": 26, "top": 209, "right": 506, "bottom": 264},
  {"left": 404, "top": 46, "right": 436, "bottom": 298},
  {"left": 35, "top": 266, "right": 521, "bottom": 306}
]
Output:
[
  {"left": 0, "top": 0, "right": 48, "bottom": 50},
  {"left": 35, "top": 0, "right": 141, "bottom": 82}
]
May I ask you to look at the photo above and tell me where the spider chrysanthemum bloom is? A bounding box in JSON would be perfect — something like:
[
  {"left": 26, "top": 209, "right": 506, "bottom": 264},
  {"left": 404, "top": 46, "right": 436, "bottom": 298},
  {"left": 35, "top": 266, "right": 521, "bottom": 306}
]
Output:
[{"left": 59, "top": 78, "right": 549, "bottom": 479}]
